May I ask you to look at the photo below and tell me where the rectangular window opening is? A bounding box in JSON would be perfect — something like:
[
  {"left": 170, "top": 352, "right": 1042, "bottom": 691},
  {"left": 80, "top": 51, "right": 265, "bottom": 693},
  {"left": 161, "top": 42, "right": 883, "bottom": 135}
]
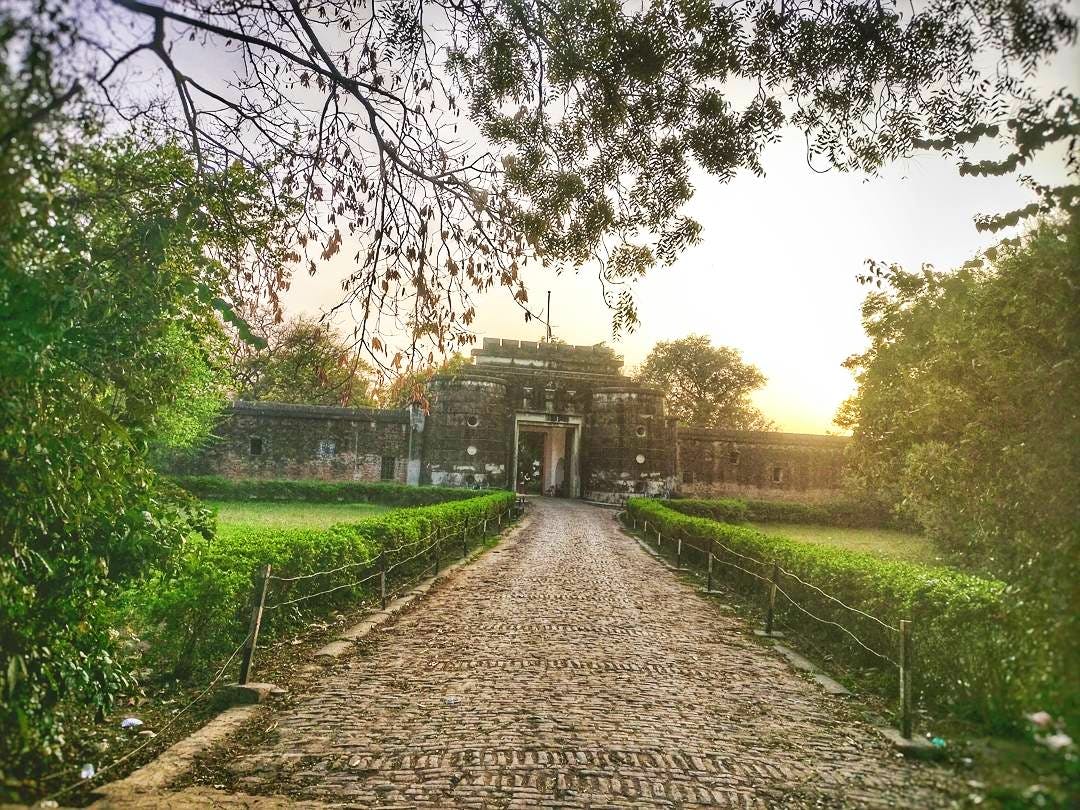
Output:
[
  {"left": 380, "top": 456, "right": 396, "bottom": 480},
  {"left": 772, "top": 466, "right": 783, "bottom": 484},
  {"left": 318, "top": 439, "right": 336, "bottom": 459},
  {"left": 249, "top": 437, "right": 263, "bottom": 456}
]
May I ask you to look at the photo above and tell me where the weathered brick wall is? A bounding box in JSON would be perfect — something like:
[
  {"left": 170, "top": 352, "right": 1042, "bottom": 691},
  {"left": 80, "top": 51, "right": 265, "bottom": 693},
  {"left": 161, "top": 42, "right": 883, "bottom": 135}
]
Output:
[
  {"left": 582, "top": 386, "right": 678, "bottom": 503},
  {"left": 165, "top": 401, "right": 411, "bottom": 482},
  {"left": 676, "top": 428, "right": 847, "bottom": 502},
  {"left": 422, "top": 374, "right": 511, "bottom": 488},
  {"left": 164, "top": 341, "right": 850, "bottom": 501}
]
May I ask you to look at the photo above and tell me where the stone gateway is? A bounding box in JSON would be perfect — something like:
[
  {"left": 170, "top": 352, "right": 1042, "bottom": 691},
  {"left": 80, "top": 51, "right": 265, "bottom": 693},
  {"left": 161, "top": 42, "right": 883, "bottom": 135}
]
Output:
[{"left": 171, "top": 338, "right": 847, "bottom": 503}]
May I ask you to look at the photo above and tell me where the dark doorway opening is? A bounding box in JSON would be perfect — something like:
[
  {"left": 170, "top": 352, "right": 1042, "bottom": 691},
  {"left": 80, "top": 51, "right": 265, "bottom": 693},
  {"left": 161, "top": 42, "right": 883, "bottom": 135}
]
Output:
[
  {"left": 516, "top": 423, "right": 575, "bottom": 497},
  {"left": 516, "top": 431, "right": 545, "bottom": 494}
]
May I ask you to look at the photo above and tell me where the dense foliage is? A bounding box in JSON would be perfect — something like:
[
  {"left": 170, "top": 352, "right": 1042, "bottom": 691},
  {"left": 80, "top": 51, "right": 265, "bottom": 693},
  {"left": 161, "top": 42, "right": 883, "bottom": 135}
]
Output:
[
  {"left": 634, "top": 335, "right": 772, "bottom": 429},
  {"left": 119, "top": 491, "right": 514, "bottom": 677},
  {"left": 234, "top": 317, "right": 377, "bottom": 408},
  {"left": 171, "top": 476, "right": 490, "bottom": 506},
  {"left": 0, "top": 40, "right": 292, "bottom": 779},
  {"left": 627, "top": 499, "right": 1018, "bottom": 729},
  {"left": 14, "top": 0, "right": 1074, "bottom": 355},
  {"left": 837, "top": 214, "right": 1080, "bottom": 726},
  {"left": 668, "top": 497, "right": 905, "bottom": 530}
]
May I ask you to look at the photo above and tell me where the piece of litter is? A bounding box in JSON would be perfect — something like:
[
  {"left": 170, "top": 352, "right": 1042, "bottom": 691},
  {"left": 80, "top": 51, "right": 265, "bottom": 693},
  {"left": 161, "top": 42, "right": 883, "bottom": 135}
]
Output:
[
  {"left": 138, "top": 730, "right": 157, "bottom": 738},
  {"left": 445, "top": 696, "right": 460, "bottom": 706},
  {"left": 1027, "top": 710, "right": 1053, "bottom": 730},
  {"left": 120, "top": 717, "right": 143, "bottom": 729},
  {"left": 930, "top": 737, "right": 946, "bottom": 748},
  {"left": 80, "top": 763, "right": 96, "bottom": 779},
  {"left": 1042, "top": 733, "right": 1073, "bottom": 752}
]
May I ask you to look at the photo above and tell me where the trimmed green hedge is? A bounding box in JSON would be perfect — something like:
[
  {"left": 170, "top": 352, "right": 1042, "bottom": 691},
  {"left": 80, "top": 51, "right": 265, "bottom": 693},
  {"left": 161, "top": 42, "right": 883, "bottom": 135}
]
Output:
[
  {"left": 664, "top": 498, "right": 748, "bottom": 524},
  {"left": 627, "top": 498, "right": 1021, "bottom": 729},
  {"left": 668, "top": 495, "right": 908, "bottom": 530},
  {"left": 170, "top": 475, "right": 484, "bottom": 506},
  {"left": 119, "top": 491, "right": 514, "bottom": 677}
]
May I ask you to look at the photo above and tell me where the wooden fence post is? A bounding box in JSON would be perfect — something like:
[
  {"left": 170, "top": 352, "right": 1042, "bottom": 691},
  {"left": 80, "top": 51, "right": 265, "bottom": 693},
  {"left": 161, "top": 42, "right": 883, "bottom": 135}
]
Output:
[
  {"left": 434, "top": 532, "right": 442, "bottom": 574},
  {"left": 706, "top": 538, "right": 714, "bottom": 592},
  {"left": 379, "top": 550, "right": 387, "bottom": 609},
  {"left": 764, "top": 563, "right": 779, "bottom": 635},
  {"left": 238, "top": 564, "right": 271, "bottom": 685},
  {"left": 676, "top": 535, "right": 683, "bottom": 569},
  {"left": 462, "top": 521, "right": 469, "bottom": 559},
  {"left": 899, "top": 619, "right": 914, "bottom": 739}
]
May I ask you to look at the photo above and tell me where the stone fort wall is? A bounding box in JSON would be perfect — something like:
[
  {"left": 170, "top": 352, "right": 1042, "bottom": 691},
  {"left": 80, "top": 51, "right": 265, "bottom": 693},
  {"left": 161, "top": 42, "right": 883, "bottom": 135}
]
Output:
[
  {"left": 167, "top": 338, "right": 847, "bottom": 499},
  {"left": 676, "top": 427, "right": 847, "bottom": 502},
  {"left": 166, "top": 400, "right": 411, "bottom": 483}
]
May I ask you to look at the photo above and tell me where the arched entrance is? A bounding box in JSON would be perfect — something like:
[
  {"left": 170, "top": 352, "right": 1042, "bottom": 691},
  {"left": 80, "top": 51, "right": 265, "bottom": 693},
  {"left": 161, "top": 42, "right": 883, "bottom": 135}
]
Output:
[{"left": 512, "top": 414, "right": 581, "bottom": 497}]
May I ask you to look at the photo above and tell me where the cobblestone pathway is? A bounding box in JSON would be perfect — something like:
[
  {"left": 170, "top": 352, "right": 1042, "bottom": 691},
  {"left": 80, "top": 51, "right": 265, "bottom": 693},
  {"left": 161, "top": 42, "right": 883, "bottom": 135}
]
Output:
[{"left": 168, "top": 500, "right": 962, "bottom": 808}]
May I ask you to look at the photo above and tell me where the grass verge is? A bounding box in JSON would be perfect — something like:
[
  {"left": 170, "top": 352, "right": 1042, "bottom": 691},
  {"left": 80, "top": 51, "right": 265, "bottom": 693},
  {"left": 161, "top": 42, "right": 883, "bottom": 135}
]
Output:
[
  {"left": 748, "top": 521, "right": 942, "bottom": 566},
  {"left": 211, "top": 499, "right": 391, "bottom": 530}
]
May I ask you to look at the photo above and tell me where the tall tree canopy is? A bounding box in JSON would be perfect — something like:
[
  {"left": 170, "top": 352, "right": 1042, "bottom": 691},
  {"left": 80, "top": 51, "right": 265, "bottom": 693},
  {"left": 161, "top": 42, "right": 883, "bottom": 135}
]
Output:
[
  {"left": 836, "top": 212, "right": 1079, "bottom": 722},
  {"left": 235, "top": 316, "right": 377, "bottom": 407},
  {"left": 635, "top": 335, "right": 772, "bottom": 430},
  {"left": 8, "top": 0, "right": 1077, "bottom": 362}
]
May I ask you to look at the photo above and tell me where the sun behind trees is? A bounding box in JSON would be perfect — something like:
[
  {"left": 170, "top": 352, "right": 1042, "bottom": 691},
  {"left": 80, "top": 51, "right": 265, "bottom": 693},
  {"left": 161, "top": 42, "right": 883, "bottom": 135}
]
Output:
[{"left": 634, "top": 335, "right": 773, "bottom": 431}]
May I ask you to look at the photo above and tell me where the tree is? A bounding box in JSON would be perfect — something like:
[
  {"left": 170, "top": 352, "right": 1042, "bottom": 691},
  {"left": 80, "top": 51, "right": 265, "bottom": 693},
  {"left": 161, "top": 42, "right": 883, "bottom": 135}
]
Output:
[
  {"left": 10, "top": 0, "right": 1077, "bottom": 360},
  {"left": 837, "top": 213, "right": 1079, "bottom": 724},
  {"left": 635, "top": 335, "right": 773, "bottom": 430},
  {"left": 0, "top": 37, "right": 293, "bottom": 780},
  {"left": 236, "top": 317, "right": 377, "bottom": 407},
  {"left": 375, "top": 353, "right": 472, "bottom": 410}
]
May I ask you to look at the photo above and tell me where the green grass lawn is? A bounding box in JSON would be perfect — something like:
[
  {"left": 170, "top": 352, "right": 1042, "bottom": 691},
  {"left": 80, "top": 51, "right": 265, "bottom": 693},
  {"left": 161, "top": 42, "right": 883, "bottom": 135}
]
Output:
[
  {"left": 748, "top": 521, "right": 945, "bottom": 566},
  {"left": 210, "top": 500, "right": 391, "bottom": 530}
]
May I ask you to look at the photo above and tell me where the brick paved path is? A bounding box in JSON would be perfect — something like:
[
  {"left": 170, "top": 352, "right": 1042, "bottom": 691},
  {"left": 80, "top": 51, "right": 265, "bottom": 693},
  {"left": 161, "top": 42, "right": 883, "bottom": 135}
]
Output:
[{"left": 175, "top": 500, "right": 961, "bottom": 808}]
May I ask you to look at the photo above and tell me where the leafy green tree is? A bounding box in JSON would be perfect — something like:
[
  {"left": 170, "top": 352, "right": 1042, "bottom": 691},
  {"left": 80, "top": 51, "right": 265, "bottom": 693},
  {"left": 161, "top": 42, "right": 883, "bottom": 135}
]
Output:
[
  {"left": 635, "top": 335, "right": 773, "bottom": 430},
  {"left": 837, "top": 213, "right": 1080, "bottom": 724},
  {"left": 236, "top": 317, "right": 377, "bottom": 407},
  {"left": 0, "top": 37, "right": 293, "bottom": 782},
  {"left": 15, "top": 0, "right": 1077, "bottom": 350}
]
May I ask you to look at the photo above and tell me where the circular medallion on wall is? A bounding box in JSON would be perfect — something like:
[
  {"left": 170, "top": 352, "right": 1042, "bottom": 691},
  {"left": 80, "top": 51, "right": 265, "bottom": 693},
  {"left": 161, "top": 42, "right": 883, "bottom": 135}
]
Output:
[
  {"left": 635, "top": 454, "right": 646, "bottom": 464},
  {"left": 467, "top": 445, "right": 478, "bottom": 456},
  {"left": 636, "top": 425, "right": 647, "bottom": 437},
  {"left": 466, "top": 415, "right": 480, "bottom": 427}
]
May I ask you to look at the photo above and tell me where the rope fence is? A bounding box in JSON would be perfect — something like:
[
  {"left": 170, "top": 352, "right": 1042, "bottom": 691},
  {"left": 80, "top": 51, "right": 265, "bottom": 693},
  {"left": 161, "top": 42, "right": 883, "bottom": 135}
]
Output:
[
  {"left": 624, "top": 510, "right": 916, "bottom": 739},
  {"left": 38, "top": 503, "right": 520, "bottom": 803},
  {"left": 40, "top": 630, "right": 255, "bottom": 804},
  {"left": 237, "top": 506, "right": 517, "bottom": 688}
]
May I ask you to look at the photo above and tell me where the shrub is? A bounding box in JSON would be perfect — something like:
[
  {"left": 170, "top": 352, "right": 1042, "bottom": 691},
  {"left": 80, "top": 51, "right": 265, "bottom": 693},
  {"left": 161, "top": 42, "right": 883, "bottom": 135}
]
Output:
[
  {"left": 627, "top": 498, "right": 1023, "bottom": 730},
  {"left": 0, "top": 84, "right": 289, "bottom": 778},
  {"left": 170, "top": 475, "right": 485, "bottom": 506},
  {"left": 120, "top": 491, "right": 514, "bottom": 678}
]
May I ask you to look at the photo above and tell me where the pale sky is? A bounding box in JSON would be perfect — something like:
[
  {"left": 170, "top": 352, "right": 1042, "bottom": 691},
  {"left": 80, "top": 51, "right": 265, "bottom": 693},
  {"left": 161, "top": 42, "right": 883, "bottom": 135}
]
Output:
[{"left": 285, "top": 45, "right": 1079, "bottom": 435}]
